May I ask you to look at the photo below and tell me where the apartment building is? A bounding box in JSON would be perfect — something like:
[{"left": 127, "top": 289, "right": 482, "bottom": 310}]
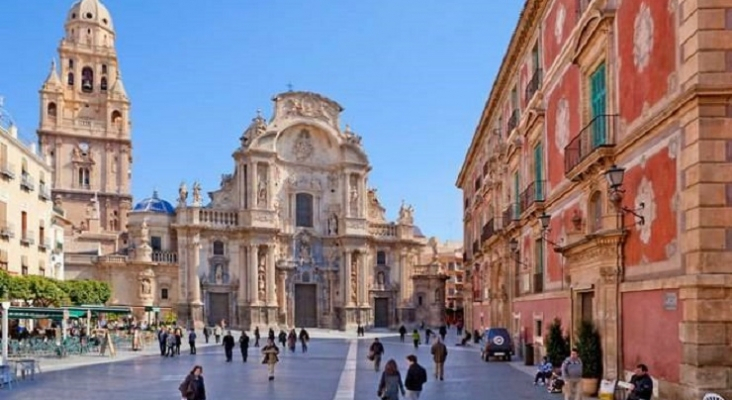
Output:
[
  {"left": 0, "top": 102, "right": 59, "bottom": 277},
  {"left": 456, "top": 0, "right": 732, "bottom": 398}
]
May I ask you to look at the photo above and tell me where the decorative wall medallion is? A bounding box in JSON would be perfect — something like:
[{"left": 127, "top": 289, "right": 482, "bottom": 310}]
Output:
[
  {"left": 554, "top": 98, "right": 569, "bottom": 154},
  {"left": 636, "top": 176, "right": 657, "bottom": 244},
  {"left": 554, "top": 5, "right": 566, "bottom": 44},
  {"left": 633, "top": 3, "right": 654, "bottom": 72},
  {"left": 292, "top": 129, "right": 314, "bottom": 161}
]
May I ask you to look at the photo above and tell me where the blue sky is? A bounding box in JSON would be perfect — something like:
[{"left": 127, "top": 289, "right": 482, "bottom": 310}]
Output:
[{"left": 0, "top": 0, "right": 523, "bottom": 241}]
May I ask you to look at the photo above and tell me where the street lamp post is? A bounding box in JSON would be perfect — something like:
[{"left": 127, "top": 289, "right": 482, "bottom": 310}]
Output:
[{"left": 605, "top": 164, "right": 646, "bottom": 225}]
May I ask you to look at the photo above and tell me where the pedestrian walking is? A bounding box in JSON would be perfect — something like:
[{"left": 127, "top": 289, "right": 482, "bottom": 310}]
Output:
[
  {"left": 430, "top": 337, "right": 448, "bottom": 380},
  {"left": 424, "top": 328, "right": 432, "bottom": 344},
  {"left": 188, "top": 329, "right": 197, "bottom": 355},
  {"left": 299, "top": 328, "right": 309, "bottom": 353},
  {"left": 399, "top": 325, "right": 407, "bottom": 342},
  {"left": 377, "top": 359, "right": 405, "bottom": 400},
  {"left": 178, "top": 365, "right": 206, "bottom": 400},
  {"left": 175, "top": 328, "right": 182, "bottom": 355},
  {"left": 369, "top": 337, "right": 385, "bottom": 371},
  {"left": 268, "top": 327, "right": 276, "bottom": 342},
  {"left": 561, "top": 348, "right": 583, "bottom": 400},
  {"left": 239, "top": 332, "right": 250, "bottom": 362},
  {"left": 222, "top": 330, "right": 235, "bottom": 362},
  {"left": 438, "top": 325, "right": 447, "bottom": 342},
  {"left": 166, "top": 328, "right": 176, "bottom": 357},
  {"left": 412, "top": 329, "right": 420, "bottom": 349},
  {"left": 254, "top": 326, "right": 261, "bottom": 347},
  {"left": 278, "top": 330, "right": 287, "bottom": 348},
  {"left": 203, "top": 326, "right": 210, "bottom": 344},
  {"left": 214, "top": 325, "right": 222, "bottom": 344},
  {"left": 287, "top": 329, "right": 297, "bottom": 352},
  {"left": 262, "top": 338, "right": 280, "bottom": 381},
  {"left": 158, "top": 327, "right": 167, "bottom": 356},
  {"left": 404, "top": 354, "right": 428, "bottom": 399}
]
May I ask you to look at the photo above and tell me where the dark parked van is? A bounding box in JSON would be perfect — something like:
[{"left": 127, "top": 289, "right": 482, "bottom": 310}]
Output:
[{"left": 482, "top": 327, "right": 514, "bottom": 361}]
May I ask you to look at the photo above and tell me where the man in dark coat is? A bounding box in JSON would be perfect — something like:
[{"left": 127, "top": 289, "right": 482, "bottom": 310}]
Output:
[
  {"left": 399, "top": 325, "right": 407, "bottom": 342},
  {"left": 254, "top": 326, "right": 260, "bottom": 347},
  {"left": 430, "top": 337, "right": 448, "bottom": 380},
  {"left": 222, "top": 331, "right": 235, "bottom": 362},
  {"left": 404, "top": 354, "right": 428, "bottom": 399},
  {"left": 627, "top": 364, "right": 654, "bottom": 400},
  {"left": 239, "top": 332, "right": 250, "bottom": 362}
]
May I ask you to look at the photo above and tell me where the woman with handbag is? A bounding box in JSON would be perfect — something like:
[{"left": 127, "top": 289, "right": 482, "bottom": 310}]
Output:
[
  {"left": 261, "top": 338, "right": 280, "bottom": 381},
  {"left": 178, "top": 365, "right": 206, "bottom": 400},
  {"left": 377, "top": 359, "right": 405, "bottom": 400}
]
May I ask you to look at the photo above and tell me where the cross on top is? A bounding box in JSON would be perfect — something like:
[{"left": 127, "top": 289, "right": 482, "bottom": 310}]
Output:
[{"left": 287, "top": 83, "right": 293, "bottom": 92}]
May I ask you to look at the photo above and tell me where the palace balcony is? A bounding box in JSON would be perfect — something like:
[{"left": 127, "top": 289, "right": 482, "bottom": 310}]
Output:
[
  {"left": 20, "top": 230, "right": 35, "bottom": 246},
  {"left": 369, "top": 223, "right": 397, "bottom": 238},
  {"left": 199, "top": 209, "right": 239, "bottom": 227},
  {"left": 0, "top": 161, "right": 15, "bottom": 180},
  {"left": 525, "top": 68, "right": 543, "bottom": 103},
  {"left": 502, "top": 203, "right": 520, "bottom": 229},
  {"left": 20, "top": 173, "right": 35, "bottom": 192},
  {"left": 519, "top": 180, "right": 546, "bottom": 217},
  {"left": 152, "top": 251, "right": 178, "bottom": 264},
  {"left": 481, "top": 218, "right": 497, "bottom": 243},
  {"left": 564, "top": 114, "right": 617, "bottom": 180},
  {"left": 0, "top": 224, "right": 14, "bottom": 239},
  {"left": 507, "top": 109, "right": 520, "bottom": 134},
  {"left": 38, "top": 183, "right": 52, "bottom": 201}
]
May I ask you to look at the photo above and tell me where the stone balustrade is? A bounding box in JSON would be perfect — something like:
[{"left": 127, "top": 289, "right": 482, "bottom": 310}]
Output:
[
  {"left": 368, "top": 223, "right": 397, "bottom": 237},
  {"left": 199, "top": 209, "right": 238, "bottom": 227},
  {"left": 95, "top": 254, "right": 127, "bottom": 263},
  {"left": 152, "top": 251, "right": 178, "bottom": 264}
]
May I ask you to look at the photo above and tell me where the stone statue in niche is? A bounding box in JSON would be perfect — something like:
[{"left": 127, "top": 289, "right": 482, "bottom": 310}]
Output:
[
  {"left": 141, "top": 278, "right": 151, "bottom": 295},
  {"left": 327, "top": 213, "right": 339, "bottom": 235},
  {"left": 214, "top": 264, "right": 223, "bottom": 284},
  {"left": 377, "top": 271, "right": 385, "bottom": 286},
  {"left": 257, "top": 247, "right": 266, "bottom": 301},
  {"left": 292, "top": 129, "right": 314, "bottom": 162},
  {"left": 398, "top": 200, "right": 415, "bottom": 225},
  {"left": 298, "top": 233, "right": 312, "bottom": 262},
  {"left": 192, "top": 181, "right": 202, "bottom": 205},
  {"left": 257, "top": 166, "right": 268, "bottom": 207},
  {"left": 349, "top": 186, "right": 359, "bottom": 216},
  {"left": 178, "top": 182, "right": 188, "bottom": 206},
  {"left": 350, "top": 254, "right": 358, "bottom": 303}
]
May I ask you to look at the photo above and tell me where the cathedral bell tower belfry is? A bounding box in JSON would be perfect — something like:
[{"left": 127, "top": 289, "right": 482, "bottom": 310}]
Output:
[{"left": 37, "top": 0, "right": 132, "bottom": 243}]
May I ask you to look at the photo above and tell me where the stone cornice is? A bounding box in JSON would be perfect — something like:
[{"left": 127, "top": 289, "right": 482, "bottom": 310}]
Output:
[{"left": 456, "top": 0, "right": 549, "bottom": 188}]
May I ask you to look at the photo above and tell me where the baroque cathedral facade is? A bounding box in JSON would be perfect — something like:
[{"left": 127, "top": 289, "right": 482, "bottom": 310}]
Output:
[{"left": 38, "top": 0, "right": 445, "bottom": 330}]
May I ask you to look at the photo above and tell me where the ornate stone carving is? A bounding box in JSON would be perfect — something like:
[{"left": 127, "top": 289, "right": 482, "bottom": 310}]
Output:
[
  {"left": 257, "top": 165, "right": 268, "bottom": 207},
  {"left": 257, "top": 246, "right": 267, "bottom": 302},
  {"left": 367, "top": 188, "right": 386, "bottom": 222},
  {"left": 327, "top": 213, "right": 339, "bottom": 235},
  {"left": 349, "top": 175, "right": 359, "bottom": 215},
  {"left": 141, "top": 278, "right": 151, "bottom": 295},
  {"left": 343, "top": 125, "right": 362, "bottom": 146},
  {"left": 327, "top": 172, "right": 339, "bottom": 191},
  {"left": 192, "top": 181, "right": 202, "bottom": 206},
  {"left": 292, "top": 129, "right": 314, "bottom": 162},
  {"left": 178, "top": 181, "right": 188, "bottom": 206},
  {"left": 633, "top": 2, "right": 654, "bottom": 72},
  {"left": 398, "top": 201, "right": 415, "bottom": 225},
  {"left": 140, "top": 217, "right": 150, "bottom": 245},
  {"left": 280, "top": 93, "right": 338, "bottom": 125},
  {"left": 428, "top": 236, "right": 438, "bottom": 260},
  {"left": 350, "top": 253, "right": 358, "bottom": 303},
  {"left": 599, "top": 266, "right": 618, "bottom": 283}
]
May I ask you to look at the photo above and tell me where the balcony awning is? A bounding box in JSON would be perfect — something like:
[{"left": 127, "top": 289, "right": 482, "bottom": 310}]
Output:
[{"left": 3, "top": 307, "right": 86, "bottom": 320}]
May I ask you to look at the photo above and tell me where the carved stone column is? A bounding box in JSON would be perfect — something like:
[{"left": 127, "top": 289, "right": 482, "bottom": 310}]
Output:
[
  {"left": 238, "top": 244, "right": 248, "bottom": 303},
  {"left": 399, "top": 250, "right": 408, "bottom": 304},
  {"left": 251, "top": 163, "right": 258, "bottom": 211},
  {"left": 344, "top": 250, "right": 353, "bottom": 306},
  {"left": 359, "top": 250, "right": 369, "bottom": 306},
  {"left": 267, "top": 245, "right": 277, "bottom": 306},
  {"left": 120, "top": 145, "right": 130, "bottom": 193},
  {"left": 249, "top": 244, "right": 259, "bottom": 305},
  {"left": 189, "top": 237, "right": 202, "bottom": 304}
]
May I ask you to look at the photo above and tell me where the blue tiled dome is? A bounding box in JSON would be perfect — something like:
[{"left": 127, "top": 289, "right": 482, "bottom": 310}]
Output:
[
  {"left": 133, "top": 190, "right": 175, "bottom": 214},
  {"left": 413, "top": 226, "right": 425, "bottom": 238}
]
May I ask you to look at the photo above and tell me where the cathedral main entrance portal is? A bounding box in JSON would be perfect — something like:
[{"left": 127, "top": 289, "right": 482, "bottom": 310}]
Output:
[
  {"left": 374, "top": 298, "right": 389, "bottom": 328},
  {"left": 207, "top": 293, "right": 229, "bottom": 326},
  {"left": 294, "top": 284, "right": 317, "bottom": 327}
]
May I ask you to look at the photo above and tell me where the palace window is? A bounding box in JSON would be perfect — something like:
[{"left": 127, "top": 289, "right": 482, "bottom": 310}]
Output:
[
  {"left": 78, "top": 167, "right": 90, "bottom": 189},
  {"left": 81, "top": 67, "right": 93, "bottom": 93},
  {"left": 376, "top": 251, "right": 387, "bottom": 265},
  {"left": 151, "top": 236, "right": 162, "bottom": 252},
  {"left": 295, "top": 193, "right": 314, "bottom": 227},
  {"left": 161, "top": 288, "right": 169, "bottom": 300},
  {"left": 213, "top": 240, "right": 224, "bottom": 255}
]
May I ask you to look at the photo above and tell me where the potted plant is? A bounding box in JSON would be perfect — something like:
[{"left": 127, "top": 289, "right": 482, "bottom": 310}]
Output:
[
  {"left": 545, "top": 318, "right": 570, "bottom": 368},
  {"left": 576, "top": 320, "right": 603, "bottom": 396}
]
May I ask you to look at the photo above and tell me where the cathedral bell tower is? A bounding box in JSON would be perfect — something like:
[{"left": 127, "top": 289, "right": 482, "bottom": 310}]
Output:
[{"left": 37, "top": 0, "right": 132, "bottom": 236}]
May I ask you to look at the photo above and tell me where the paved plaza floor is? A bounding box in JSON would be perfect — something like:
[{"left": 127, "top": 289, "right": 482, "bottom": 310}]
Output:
[{"left": 2, "top": 330, "right": 561, "bottom": 400}]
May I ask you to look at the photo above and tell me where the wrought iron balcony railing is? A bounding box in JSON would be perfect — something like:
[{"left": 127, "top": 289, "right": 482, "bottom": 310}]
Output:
[
  {"left": 519, "top": 180, "right": 546, "bottom": 214},
  {"left": 525, "top": 68, "right": 543, "bottom": 103},
  {"left": 564, "top": 114, "right": 617, "bottom": 175}
]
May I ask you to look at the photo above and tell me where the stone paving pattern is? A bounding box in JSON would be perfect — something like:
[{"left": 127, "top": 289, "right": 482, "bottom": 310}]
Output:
[{"left": 3, "top": 330, "right": 561, "bottom": 400}]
